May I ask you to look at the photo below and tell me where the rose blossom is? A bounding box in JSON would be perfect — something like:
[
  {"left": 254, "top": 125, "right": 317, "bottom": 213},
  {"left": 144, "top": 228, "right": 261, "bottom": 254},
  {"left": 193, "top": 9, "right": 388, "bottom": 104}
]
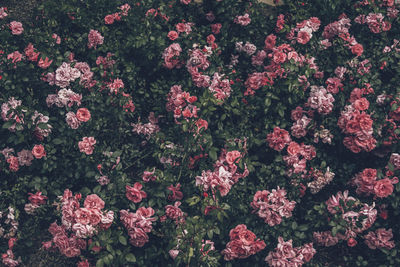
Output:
[
  {"left": 9, "top": 21, "right": 23, "bottom": 35},
  {"left": 32, "top": 144, "right": 46, "bottom": 159},
  {"left": 87, "top": 29, "right": 104, "bottom": 49},
  {"left": 374, "top": 178, "right": 394, "bottom": 198},
  {"left": 167, "top": 31, "right": 179, "bottom": 40},
  {"left": 351, "top": 44, "right": 364, "bottom": 56},
  {"left": 225, "top": 151, "right": 241, "bottom": 165},
  {"left": 78, "top": 137, "right": 96, "bottom": 155},
  {"left": 126, "top": 182, "right": 147, "bottom": 203},
  {"left": 66, "top": 112, "right": 81, "bottom": 129},
  {"left": 84, "top": 194, "right": 105, "bottom": 210},
  {"left": 76, "top": 108, "right": 91, "bottom": 122},
  {"left": 104, "top": 14, "right": 114, "bottom": 24},
  {"left": 169, "top": 249, "right": 179, "bottom": 259}
]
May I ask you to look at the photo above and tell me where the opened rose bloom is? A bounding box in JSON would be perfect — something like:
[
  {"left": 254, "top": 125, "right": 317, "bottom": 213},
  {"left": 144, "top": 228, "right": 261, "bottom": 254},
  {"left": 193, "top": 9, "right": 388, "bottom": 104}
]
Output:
[
  {"left": 76, "top": 108, "right": 91, "bottom": 122},
  {"left": 225, "top": 150, "right": 241, "bottom": 165},
  {"left": 126, "top": 182, "right": 147, "bottom": 203},
  {"left": 10, "top": 21, "right": 23, "bottom": 35},
  {"left": 32, "top": 144, "right": 46, "bottom": 159}
]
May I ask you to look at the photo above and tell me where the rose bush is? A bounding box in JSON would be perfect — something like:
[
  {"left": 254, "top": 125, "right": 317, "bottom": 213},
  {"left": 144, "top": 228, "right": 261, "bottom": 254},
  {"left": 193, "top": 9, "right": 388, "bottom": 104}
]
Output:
[{"left": 0, "top": 0, "right": 399, "bottom": 266}]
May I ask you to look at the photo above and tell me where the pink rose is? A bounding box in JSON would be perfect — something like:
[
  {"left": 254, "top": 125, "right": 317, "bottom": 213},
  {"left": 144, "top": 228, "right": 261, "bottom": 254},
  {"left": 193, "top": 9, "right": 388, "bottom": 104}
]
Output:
[
  {"left": 165, "top": 201, "right": 183, "bottom": 220},
  {"left": 32, "top": 144, "right": 46, "bottom": 159},
  {"left": 84, "top": 194, "right": 105, "bottom": 210},
  {"left": 226, "top": 150, "right": 241, "bottom": 165},
  {"left": 128, "top": 227, "right": 149, "bottom": 247},
  {"left": 353, "top": 98, "right": 369, "bottom": 111},
  {"left": 167, "top": 31, "right": 179, "bottom": 41},
  {"left": 347, "top": 238, "right": 357, "bottom": 247},
  {"left": 297, "top": 30, "right": 311, "bottom": 44},
  {"left": 211, "top": 23, "right": 222, "bottom": 34},
  {"left": 104, "top": 14, "right": 114, "bottom": 24},
  {"left": 287, "top": 142, "right": 301, "bottom": 156},
  {"left": 126, "top": 182, "right": 147, "bottom": 203},
  {"left": 77, "top": 259, "right": 90, "bottom": 267},
  {"left": 28, "top": 191, "right": 47, "bottom": 205},
  {"left": 75, "top": 208, "right": 92, "bottom": 225},
  {"left": 78, "top": 137, "right": 96, "bottom": 155},
  {"left": 9, "top": 21, "right": 23, "bottom": 35},
  {"left": 169, "top": 249, "right": 179, "bottom": 259},
  {"left": 374, "top": 178, "right": 394, "bottom": 198},
  {"left": 264, "top": 34, "right": 276, "bottom": 50},
  {"left": 351, "top": 44, "right": 363, "bottom": 56},
  {"left": 273, "top": 51, "right": 287, "bottom": 64},
  {"left": 76, "top": 108, "right": 91, "bottom": 122}
]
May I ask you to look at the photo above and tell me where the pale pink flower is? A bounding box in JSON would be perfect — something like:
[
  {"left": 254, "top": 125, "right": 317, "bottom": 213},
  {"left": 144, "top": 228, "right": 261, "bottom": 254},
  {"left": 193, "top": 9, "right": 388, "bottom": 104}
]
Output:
[
  {"left": 87, "top": 29, "right": 104, "bottom": 49},
  {"left": 9, "top": 21, "right": 23, "bottom": 35},
  {"left": 78, "top": 137, "right": 96, "bottom": 155}
]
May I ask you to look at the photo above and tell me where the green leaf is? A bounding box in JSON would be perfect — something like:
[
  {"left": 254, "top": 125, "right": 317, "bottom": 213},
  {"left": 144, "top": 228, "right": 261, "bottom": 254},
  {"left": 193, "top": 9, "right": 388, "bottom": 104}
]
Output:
[
  {"left": 125, "top": 253, "right": 136, "bottom": 262},
  {"left": 96, "top": 259, "right": 104, "bottom": 267},
  {"left": 119, "top": 235, "right": 127, "bottom": 246},
  {"left": 2, "top": 121, "right": 13, "bottom": 129},
  {"left": 53, "top": 138, "right": 63, "bottom": 145},
  {"left": 209, "top": 149, "right": 217, "bottom": 161},
  {"left": 37, "top": 123, "right": 49, "bottom": 129}
]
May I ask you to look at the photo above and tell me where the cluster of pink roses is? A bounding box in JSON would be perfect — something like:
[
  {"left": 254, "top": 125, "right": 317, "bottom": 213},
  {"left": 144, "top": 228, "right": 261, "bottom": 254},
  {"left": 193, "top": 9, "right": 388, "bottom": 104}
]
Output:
[
  {"left": 265, "top": 237, "right": 316, "bottom": 266},
  {"left": 338, "top": 94, "right": 376, "bottom": 153},
  {"left": 287, "top": 17, "right": 321, "bottom": 45},
  {"left": 313, "top": 230, "right": 343, "bottom": 247},
  {"left": 78, "top": 137, "right": 96, "bottom": 155},
  {"left": 350, "top": 168, "right": 398, "bottom": 198},
  {"left": 306, "top": 85, "right": 335, "bottom": 115},
  {"left": 0, "top": 206, "right": 18, "bottom": 240},
  {"left": 321, "top": 14, "right": 364, "bottom": 56},
  {"left": 208, "top": 72, "right": 232, "bottom": 101},
  {"left": 24, "top": 191, "right": 47, "bottom": 215},
  {"left": 355, "top": 12, "right": 392, "bottom": 33},
  {"left": 24, "top": 43, "right": 52, "bottom": 68},
  {"left": 45, "top": 58, "right": 94, "bottom": 88},
  {"left": 325, "top": 191, "right": 377, "bottom": 241},
  {"left": 66, "top": 108, "right": 91, "bottom": 129},
  {"left": 234, "top": 13, "right": 251, "bottom": 26},
  {"left": 221, "top": 224, "right": 266, "bottom": 261},
  {"left": 2, "top": 238, "right": 20, "bottom": 267},
  {"left": 166, "top": 85, "right": 199, "bottom": 121},
  {"left": 244, "top": 71, "right": 272, "bottom": 96},
  {"left": 283, "top": 141, "right": 316, "bottom": 176},
  {"left": 306, "top": 167, "right": 335, "bottom": 194},
  {"left": 290, "top": 107, "right": 312, "bottom": 138},
  {"left": 186, "top": 48, "right": 210, "bottom": 70},
  {"left": 131, "top": 112, "right": 160, "bottom": 138},
  {"left": 1, "top": 145, "right": 46, "bottom": 172},
  {"left": 363, "top": 228, "right": 395, "bottom": 250},
  {"left": 0, "top": 7, "right": 7, "bottom": 19},
  {"left": 250, "top": 187, "right": 296, "bottom": 226},
  {"left": 120, "top": 207, "right": 156, "bottom": 247},
  {"left": 87, "top": 29, "right": 104, "bottom": 49},
  {"left": 162, "top": 43, "right": 182, "bottom": 69},
  {"left": 266, "top": 127, "right": 292, "bottom": 151},
  {"left": 1, "top": 97, "right": 24, "bottom": 132},
  {"left": 44, "top": 190, "right": 113, "bottom": 257},
  {"left": 46, "top": 89, "right": 82, "bottom": 108},
  {"left": 196, "top": 149, "right": 248, "bottom": 197},
  {"left": 104, "top": 3, "right": 131, "bottom": 24}
]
